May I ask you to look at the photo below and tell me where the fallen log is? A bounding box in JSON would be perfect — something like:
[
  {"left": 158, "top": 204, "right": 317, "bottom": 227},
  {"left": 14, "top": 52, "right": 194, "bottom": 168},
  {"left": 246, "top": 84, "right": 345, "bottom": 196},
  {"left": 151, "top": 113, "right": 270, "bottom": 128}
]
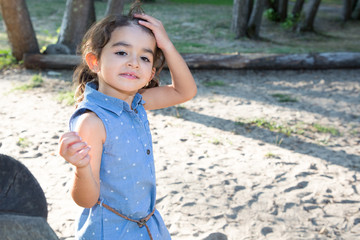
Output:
[
  {"left": 24, "top": 52, "right": 360, "bottom": 70},
  {"left": 182, "top": 52, "right": 360, "bottom": 69},
  {"left": 24, "top": 54, "right": 80, "bottom": 70}
]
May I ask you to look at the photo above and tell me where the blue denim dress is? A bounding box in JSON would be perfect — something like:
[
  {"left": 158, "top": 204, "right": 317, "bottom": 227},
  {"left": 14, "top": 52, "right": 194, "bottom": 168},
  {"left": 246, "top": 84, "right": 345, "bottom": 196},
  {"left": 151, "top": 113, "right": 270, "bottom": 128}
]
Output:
[{"left": 70, "top": 82, "right": 171, "bottom": 240}]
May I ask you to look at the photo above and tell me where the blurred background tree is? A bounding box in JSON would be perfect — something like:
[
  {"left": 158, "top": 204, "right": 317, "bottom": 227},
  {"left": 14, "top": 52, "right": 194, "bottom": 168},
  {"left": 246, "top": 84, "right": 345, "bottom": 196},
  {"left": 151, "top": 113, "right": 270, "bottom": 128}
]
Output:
[
  {"left": 0, "top": 0, "right": 39, "bottom": 60},
  {"left": 57, "top": 0, "right": 96, "bottom": 54},
  {"left": 232, "top": 0, "right": 266, "bottom": 39},
  {"left": 0, "top": 0, "right": 359, "bottom": 68}
]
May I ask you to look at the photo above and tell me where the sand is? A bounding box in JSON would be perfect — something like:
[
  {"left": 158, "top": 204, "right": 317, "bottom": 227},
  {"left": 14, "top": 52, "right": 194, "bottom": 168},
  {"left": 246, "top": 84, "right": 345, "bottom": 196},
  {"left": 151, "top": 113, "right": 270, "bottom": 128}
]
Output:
[{"left": 0, "top": 68, "right": 359, "bottom": 240}]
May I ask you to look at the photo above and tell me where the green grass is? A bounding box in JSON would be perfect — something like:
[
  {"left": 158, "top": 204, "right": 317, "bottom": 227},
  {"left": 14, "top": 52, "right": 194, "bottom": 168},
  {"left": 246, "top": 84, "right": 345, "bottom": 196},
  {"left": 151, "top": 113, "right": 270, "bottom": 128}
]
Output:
[
  {"left": 56, "top": 91, "right": 75, "bottom": 106},
  {"left": 249, "top": 118, "right": 295, "bottom": 136},
  {"left": 1, "top": 0, "right": 359, "bottom": 55},
  {"left": 14, "top": 74, "right": 44, "bottom": 91},
  {"left": 203, "top": 80, "right": 226, "bottom": 87},
  {"left": 0, "top": 49, "right": 17, "bottom": 69},
  {"left": 312, "top": 123, "right": 340, "bottom": 136},
  {"left": 210, "top": 138, "right": 222, "bottom": 145},
  {"left": 236, "top": 117, "right": 342, "bottom": 142},
  {"left": 236, "top": 118, "right": 304, "bottom": 137},
  {"left": 169, "top": 0, "right": 232, "bottom": 5},
  {"left": 175, "top": 42, "right": 217, "bottom": 53},
  {"left": 271, "top": 93, "right": 298, "bottom": 103},
  {"left": 265, "top": 152, "right": 278, "bottom": 159},
  {"left": 17, "top": 137, "right": 31, "bottom": 148},
  {"left": 351, "top": 129, "right": 359, "bottom": 136}
]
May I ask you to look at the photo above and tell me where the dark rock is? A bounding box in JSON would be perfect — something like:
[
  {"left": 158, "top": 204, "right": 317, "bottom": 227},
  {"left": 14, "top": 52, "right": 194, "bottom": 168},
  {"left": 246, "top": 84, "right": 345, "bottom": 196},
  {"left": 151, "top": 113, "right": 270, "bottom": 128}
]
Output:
[
  {"left": 203, "top": 232, "right": 228, "bottom": 240},
  {"left": 0, "top": 214, "right": 58, "bottom": 240},
  {"left": 0, "top": 154, "right": 47, "bottom": 219},
  {"left": 43, "top": 43, "right": 71, "bottom": 55},
  {"left": 261, "top": 227, "right": 273, "bottom": 236}
]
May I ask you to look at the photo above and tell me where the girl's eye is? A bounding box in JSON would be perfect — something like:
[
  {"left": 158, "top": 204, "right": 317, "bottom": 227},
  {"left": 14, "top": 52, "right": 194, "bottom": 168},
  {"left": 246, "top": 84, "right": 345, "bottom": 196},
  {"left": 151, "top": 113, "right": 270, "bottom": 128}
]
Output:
[
  {"left": 141, "top": 56, "right": 150, "bottom": 62},
  {"left": 115, "top": 51, "right": 127, "bottom": 56}
]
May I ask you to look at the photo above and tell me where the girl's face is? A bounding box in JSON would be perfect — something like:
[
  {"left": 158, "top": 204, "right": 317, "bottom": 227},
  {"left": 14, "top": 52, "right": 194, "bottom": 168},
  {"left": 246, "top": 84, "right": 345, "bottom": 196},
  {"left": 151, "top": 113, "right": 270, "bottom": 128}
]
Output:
[{"left": 93, "top": 25, "right": 156, "bottom": 99}]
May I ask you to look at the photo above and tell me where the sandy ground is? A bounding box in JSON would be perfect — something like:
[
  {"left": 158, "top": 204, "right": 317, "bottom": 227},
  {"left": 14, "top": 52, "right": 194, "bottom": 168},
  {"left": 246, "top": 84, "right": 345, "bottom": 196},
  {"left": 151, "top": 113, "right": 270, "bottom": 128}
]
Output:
[{"left": 0, "top": 68, "right": 359, "bottom": 240}]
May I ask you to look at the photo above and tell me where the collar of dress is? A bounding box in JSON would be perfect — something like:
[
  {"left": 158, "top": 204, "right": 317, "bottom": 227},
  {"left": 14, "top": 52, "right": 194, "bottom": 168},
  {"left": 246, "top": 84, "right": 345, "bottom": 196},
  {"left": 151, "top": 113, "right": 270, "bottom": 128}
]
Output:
[{"left": 84, "top": 82, "right": 145, "bottom": 116}]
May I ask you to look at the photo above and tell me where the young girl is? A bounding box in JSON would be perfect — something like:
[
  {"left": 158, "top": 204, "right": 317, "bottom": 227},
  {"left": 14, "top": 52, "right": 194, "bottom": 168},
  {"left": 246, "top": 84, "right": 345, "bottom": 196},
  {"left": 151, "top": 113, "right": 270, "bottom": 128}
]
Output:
[{"left": 58, "top": 5, "right": 196, "bottom": 240}]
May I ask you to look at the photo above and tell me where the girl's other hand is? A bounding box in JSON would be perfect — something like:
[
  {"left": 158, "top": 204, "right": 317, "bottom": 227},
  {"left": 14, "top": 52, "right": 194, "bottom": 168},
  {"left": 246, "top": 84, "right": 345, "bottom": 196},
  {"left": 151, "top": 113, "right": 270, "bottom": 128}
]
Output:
[
  {"left": 58, "top": 131, "right": 91, "bottom": 168},
  {"left": 135, "top": 13, "right": 172, "bottom": 51}
]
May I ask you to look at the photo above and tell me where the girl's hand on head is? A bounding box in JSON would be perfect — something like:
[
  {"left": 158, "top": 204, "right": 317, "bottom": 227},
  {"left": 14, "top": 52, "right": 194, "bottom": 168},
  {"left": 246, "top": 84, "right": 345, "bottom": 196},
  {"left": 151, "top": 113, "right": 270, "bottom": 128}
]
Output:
[
  {"left": 135, "top": 14, "right": 172, "bottom": 51},
  {"left": 58, "top": 131, "right": 91, "bottom": 169}
]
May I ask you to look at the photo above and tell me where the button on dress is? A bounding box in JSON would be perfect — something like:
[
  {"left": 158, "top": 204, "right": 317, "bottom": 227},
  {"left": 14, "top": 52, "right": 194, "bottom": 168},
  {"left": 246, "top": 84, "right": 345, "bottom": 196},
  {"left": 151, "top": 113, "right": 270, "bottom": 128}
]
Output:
[{"left": 69, "top": 82, "right": 171, "bottom": 240}]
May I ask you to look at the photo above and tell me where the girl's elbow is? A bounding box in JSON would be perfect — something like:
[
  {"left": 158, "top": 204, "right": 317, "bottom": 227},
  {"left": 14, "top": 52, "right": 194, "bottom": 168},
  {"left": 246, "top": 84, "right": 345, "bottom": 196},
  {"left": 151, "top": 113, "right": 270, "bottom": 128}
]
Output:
[
  {"left": 72, "top": 190, "right": 99, "bottom": 208},
  {"left": 73, "top": 197, "right": 98, "bottom": 209},
  {"left": 82, "top": 202, "right": 98, "bottom": 209},
  {"left": 187, "top": 85, "right": 197, "bottom": 100},
  {"left": 193, "top": 85, "right": 198, "bottom": 97}
]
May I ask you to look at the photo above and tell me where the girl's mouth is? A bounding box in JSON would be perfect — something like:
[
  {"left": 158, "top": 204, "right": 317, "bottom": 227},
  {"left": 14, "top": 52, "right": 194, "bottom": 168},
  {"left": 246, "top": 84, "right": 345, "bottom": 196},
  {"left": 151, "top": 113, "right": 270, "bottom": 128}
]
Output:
[{"left": 120, "top": 73, "right": 138, "bottom": 79}]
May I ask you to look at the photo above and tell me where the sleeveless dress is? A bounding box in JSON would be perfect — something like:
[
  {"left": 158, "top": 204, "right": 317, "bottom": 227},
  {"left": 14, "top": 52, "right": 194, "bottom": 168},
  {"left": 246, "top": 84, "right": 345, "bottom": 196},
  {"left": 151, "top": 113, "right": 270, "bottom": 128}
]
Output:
[{"left": 69, "top": 82, "right": 171, "bottom": 240}]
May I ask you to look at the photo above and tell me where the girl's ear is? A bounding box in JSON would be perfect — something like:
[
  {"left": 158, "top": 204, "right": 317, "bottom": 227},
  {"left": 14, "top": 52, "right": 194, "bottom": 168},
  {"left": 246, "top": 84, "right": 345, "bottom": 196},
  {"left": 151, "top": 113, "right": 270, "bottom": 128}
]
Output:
[{"left": 85, "top": 52, "right": 99, "bottom": 73}]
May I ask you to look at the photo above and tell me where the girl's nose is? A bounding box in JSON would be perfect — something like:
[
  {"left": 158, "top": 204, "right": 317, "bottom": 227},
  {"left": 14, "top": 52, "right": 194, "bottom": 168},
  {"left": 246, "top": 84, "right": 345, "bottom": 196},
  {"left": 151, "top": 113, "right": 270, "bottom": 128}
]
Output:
[{"left": 127, "top": 57, "right": 139, "bottom": 68}]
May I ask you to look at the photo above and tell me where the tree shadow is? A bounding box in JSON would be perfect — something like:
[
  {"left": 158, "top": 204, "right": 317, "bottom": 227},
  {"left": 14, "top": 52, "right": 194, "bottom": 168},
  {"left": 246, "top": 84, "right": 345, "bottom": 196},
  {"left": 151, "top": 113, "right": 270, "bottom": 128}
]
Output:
[
  {"left": 152, "top": 107, "right": 360, "bottom": 172},
  {"left": 190, "top": 69, "right": 360, "bottom": 124}
]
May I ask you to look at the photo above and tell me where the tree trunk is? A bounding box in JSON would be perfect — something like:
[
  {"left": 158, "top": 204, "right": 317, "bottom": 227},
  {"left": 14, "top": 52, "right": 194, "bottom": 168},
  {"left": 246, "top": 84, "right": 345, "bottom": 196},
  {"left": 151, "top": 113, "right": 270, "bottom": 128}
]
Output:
[
  {"left": 292, "top": 0, "right": 305, "bottom": 18},
  {"left": 352, "top": 0, "right": 360, "bottom": 19},
  {"left": 247, "top": 0, "right": 266, "bottom": 39},
  {"left": 298, "top": 0, "right": 322, "bottom": 32},
  {"left": 343, "top": 0, "right": 354, "bottom": 21},
  {"left": 273, "top": 0, "right": 279, "bottom": 12},
  {"left": 0, "top": 0, "right": 39, "bottom": 61},
  {"left": 247, "top": 0, "right": 254, "bottom": 22},
  {"left": 266, "top": 0, "right": 275, "bottom": 9},
  {"left": 231, "top": 0, "right": 251, "bottom": 38},
  {"left": 57, "top": 0, "right": 96, "bottom": 54},
  {"left": 105, "top": 0, "right": 125, "bottom": 16},
  {"left": 277, "top": 0, "right": 288, "bottom": 21}
]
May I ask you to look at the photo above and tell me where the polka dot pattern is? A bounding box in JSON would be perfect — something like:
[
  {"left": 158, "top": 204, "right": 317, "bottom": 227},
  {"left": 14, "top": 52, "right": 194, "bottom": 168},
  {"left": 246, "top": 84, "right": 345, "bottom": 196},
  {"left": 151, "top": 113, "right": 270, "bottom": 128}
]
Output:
[{"left": 70, "top": 82, "right": 170, "bottom": 239}]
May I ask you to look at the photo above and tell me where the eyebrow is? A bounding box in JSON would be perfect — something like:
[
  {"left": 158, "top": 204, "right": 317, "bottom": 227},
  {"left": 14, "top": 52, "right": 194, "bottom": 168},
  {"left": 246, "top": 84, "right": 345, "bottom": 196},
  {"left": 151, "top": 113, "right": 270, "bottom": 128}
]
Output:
[{"left": 112, "top": 41, "right": 154, "bottom": 55}]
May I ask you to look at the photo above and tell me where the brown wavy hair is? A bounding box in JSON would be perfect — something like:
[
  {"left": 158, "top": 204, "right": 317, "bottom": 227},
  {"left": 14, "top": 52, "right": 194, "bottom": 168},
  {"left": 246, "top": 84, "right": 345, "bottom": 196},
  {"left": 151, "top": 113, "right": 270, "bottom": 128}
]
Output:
[{"left": 73, "top": 2, "right": 165, "bottom": 106}]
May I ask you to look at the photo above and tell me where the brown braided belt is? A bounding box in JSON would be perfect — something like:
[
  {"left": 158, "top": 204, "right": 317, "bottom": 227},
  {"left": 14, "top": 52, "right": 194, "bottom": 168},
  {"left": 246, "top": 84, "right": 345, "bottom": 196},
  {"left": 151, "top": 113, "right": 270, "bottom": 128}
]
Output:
[{"left": 97, "top": 201, "right": 155, "bottom": 240}]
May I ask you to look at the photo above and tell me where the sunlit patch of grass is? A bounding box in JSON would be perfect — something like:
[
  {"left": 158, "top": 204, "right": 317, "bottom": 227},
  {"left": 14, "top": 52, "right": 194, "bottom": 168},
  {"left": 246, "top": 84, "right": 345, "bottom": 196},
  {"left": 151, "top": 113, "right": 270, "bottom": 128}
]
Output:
[
  {"left": 13, "top": 74, "right": 44, "bottom": 91},
  {"left": 0, "top": 32, "right": 8, "bottom": 49},
  {"left": 0, "top": 49, "right": 17, "bottom": 69},
  {"left": 56, "top": 91, "right": 75, "bottom": 106},
  {"left": 210, "top": 138, "right": 222, "bottom": 145},
  {"left": 37, "top": 30, "right": 58, "bottom": 51},
  {"left": 312, "top": 123, "right": 340, "bottom": 136},
  {"left": 203, "top": 80, "right": 226, "bottom": 87},
  {"left": 192, "top": 132, "right": 202, "bottom": 137},
  {"left": 250, "top": 118, "right": 295, "bottom": 136},
  {"left": 237, "top": 116, "right": 342, "bottom": 141},
  {"left": 350, "top": 129, "right": 359, "bottom": 136},
  {"left": 17, "top": 137, "right": 31, "bottom": 148},
  {"left": 265, "top": 152, "right": 280, "bottom": 159},
  {"left": 237, "top": 118, "right": 306, "bottom": 137}
]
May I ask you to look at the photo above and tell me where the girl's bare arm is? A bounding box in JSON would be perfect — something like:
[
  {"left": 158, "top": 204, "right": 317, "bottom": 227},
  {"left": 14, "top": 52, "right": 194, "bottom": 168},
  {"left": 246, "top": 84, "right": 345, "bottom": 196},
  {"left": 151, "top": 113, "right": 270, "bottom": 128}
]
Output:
[
  {"left": 60, "top": 112, "right": 105, "bottom": 208},
  {"left": 136, "top": 14, "right": 197, "bottom": 110}
]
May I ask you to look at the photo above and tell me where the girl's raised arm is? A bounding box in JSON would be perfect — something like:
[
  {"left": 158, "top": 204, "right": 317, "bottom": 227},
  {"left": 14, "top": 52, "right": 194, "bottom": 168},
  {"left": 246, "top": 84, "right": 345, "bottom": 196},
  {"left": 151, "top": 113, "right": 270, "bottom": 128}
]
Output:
[{"left": 136, "top": 14, "right": 197, "bottom": 110}]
